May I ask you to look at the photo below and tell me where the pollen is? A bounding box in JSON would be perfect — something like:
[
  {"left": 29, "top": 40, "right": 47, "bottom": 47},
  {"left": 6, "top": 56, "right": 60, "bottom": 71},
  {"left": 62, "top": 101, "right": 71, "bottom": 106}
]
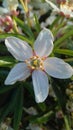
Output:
[
  {"left": 25, "top": 56, "right": 44, "bottom": 70},
  {"left": 31, "top": 59, "right": 40, "bottom": 67}
]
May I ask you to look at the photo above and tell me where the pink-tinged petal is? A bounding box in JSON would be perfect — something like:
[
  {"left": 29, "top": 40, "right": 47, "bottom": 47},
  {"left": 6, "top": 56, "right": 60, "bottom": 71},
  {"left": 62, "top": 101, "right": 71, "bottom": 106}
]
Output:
[
  {"left": 45, "top": 0, "right": 60, "bottom": 12},
  {"left": 32, "top": 70, "right": 49, "bottom": 103},
  {"left": 34, "top": 28, "right": 54, "bottom": 57},
  {"left": 5, "top": 37, "right": 33, "bottom": 61},
  {"left": 44, "top": 57, "right": 73, "bottom": 79},
  {"left": 4, "top": 63, "right": 30, "bottom": 85}
]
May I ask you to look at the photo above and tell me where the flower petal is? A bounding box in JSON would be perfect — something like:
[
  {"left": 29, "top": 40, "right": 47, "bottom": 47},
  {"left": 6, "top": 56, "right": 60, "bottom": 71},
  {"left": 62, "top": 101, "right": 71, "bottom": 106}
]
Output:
[
  {"left": 45, "top": 0, "right": 60, "bottom": 12},
  {"left": 44, "top": 57, "right": 73, "bottom": 79},
  {"left": 32, "top": 70, "right": 49, "bottom": 103},
  {"left": 3, "top": 0, "right": 18, "bottom": 11},
  {"left": 5, "top": 63, "right": 30, "bottom": 85},
  {"left": 0, "top": 7, "right": 8, "bottom": 15},
  {"left": 5, "top": 37, "right": 33, "bottom": 61},
  {"left": 34, "top": 28, "right": 54, "bottom": 57}
]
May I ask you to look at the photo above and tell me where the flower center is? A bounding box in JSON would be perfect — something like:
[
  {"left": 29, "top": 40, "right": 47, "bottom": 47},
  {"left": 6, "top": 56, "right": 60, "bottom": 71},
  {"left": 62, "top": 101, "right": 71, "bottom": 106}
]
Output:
[
  {"left": 31, "top": 58, "right": 40, "bottom": 68},
  {"left": 60, "top": 2, "right": 73, "bottom": 12},
  {"left": 25, "top": 56, "right": 44, "bottom": 70}
]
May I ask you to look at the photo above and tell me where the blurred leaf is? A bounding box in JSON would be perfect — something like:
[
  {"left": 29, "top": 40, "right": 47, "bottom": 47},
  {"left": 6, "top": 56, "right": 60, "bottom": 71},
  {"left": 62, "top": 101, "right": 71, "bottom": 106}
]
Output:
[
  {"left": 54, "top": 49, "right": 73, "bottom": 56},
  {"left": 14, "top": 16, "right": 35, "bottom": 41},
  {"left": 51, "top": 79, "right": 71, "bottom": 130},
  {"left": 13, "top": 86, "right": 23, "bottom": 130},
  {"left": 63, "top": 115, "right": 71, "bottom": 130},
  {"left": 0, "top": 33, "right": 33, "bottom": 45},
  {"left": 38, "top": 103, "right": 46, "bottom": 112},
  {"left": 54, "top": 29, "right": 73, "bottom": 48},
  {"left": 64, "top": 58, "right": 73, "bottom": 63},
  {"left": 0, "top": 56, "right": 16, "bottom": 67},
  {"left": 0, "top": 71, "right": 19, "bottom": 93},
  {"left": 71, "top": 75, "right": 73, "bottom": 80},
  {"left": 53, "top": 21, "right": 65, "bottom": 36},
  {"left": 50, "top": 15, "right": 61, "bottom": 30},
  {"left": 24, "top": 82, "right": 34, "bottom": 98},
  {"left": 31, "top": 111, "right": 54, "bottom": 124},
  {"left": 0, "top": 84, "right": 15, "bottom": 94},
  {"left": 34, "top": 14, "right": 41, "bottom": 33},
  {"left": 0, "top": 88, "right": 19, "bottom": 123},
  {"left": 51, "top": 79, "right": 66, "bottom": 110}
]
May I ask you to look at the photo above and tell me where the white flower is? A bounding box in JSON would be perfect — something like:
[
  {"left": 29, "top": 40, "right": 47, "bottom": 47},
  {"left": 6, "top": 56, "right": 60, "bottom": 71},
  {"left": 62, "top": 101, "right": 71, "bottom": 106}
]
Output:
[
  {"left": 24, "top": 106, "right": 38, "bottom": 115},
  {"left": 0, "top": 122, "right": 14, "bottom": 130},
  {"left": 0, "top": 0, "right": 19, "bottom": 32},
  {"left": 4, "top": 28, "right": 73, "bottom": 103},
  {"left": 26, "top": 123, "right": 43, "bottom": 130},
  {"left": 0, "top": 0, "right": 18, "bottom": 15},
  {"left": 45, "top": 0, "right": 73, "bottom": 18},
  {"left": 0, "top": 122, "right": 8, "bottom": 130}
]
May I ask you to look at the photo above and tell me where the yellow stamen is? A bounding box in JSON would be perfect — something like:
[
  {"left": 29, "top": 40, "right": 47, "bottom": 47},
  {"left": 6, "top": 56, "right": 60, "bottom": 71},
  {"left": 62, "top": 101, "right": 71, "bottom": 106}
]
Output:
[{"left": 24, "top": 56, "right": 44, "bottom": 70}]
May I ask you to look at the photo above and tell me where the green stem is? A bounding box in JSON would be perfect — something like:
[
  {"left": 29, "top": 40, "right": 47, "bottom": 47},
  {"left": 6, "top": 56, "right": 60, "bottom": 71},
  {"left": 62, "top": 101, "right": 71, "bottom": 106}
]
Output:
[
  {"left": 19, "top": 0, "right": 28, "bottom": 13},
  {"left": 63, "top": 115, "right": 71, "bottom": 130},
  {"left": 13, "top": 18, "right": 19, "bottom": 33}
]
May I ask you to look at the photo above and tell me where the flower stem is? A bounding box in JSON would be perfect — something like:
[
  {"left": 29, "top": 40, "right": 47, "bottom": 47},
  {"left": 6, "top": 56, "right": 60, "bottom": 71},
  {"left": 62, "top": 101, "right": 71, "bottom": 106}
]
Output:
[
  {"left": 19, "top": 0, "right": 28, "bottom": 13},
  {"left": 63, "top": 115, "right": 71, "bottom": 130}
]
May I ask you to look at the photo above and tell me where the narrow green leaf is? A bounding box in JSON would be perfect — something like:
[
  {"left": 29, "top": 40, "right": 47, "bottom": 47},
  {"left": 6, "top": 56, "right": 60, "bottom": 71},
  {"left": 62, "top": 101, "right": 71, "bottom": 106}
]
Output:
[
  {"left": 34, "top": 14, "right": 41, "bottom": 33},
  {"left": 14, "top": 16, "right": 35, "bottom": 40},
  {"left": 0, "top": 88, "right": 19, "bottom": 123},
  {"left": 54, "top": 29, "right": 73, "bottom": 48},
  {"left": 53, "top": 21, "right": 65, "bottom": 36},
  {"left": 51, "top": 79, "right": 66, "bottom": 110},
  {"left": 13, "top": 86, "right": 23, "bottom": 130},
  {"left": 63, "top": 115, "right": 71, "bottom": 130},
  {"left": 54, "top": 49, "right": 73, "bottom": 56},
  {"left": 50, "top": 15, "right": 61, "bottom": 30},
  {"left": 24, "top": 82, "right": 34, "bottom": 97},
  {"left": 0, "top": 56, "right": 16, "bottom": 67},
  {"left": 0, "top": 33, "right": 33, "bottom": 45},
  {"left": 0, "top": 85, "right": 15, "bottom": 94},
  {"left": 31, "top": 111, "right": 54, "bottom": 124},
  {"left": 64, "top": 58, "right": 73, "bottom": 62}
]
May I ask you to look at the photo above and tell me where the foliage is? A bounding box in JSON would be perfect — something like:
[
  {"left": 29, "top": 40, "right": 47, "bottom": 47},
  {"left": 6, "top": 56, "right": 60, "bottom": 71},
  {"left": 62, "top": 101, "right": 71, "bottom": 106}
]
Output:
[{"left": 0, "top": 0, "right": 73, "bottom": 130}]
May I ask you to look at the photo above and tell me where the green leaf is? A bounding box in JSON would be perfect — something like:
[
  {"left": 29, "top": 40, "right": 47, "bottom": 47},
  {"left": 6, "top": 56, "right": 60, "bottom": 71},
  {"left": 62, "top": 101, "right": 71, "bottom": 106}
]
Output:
[
  {"left": 71, "top": 75, "right": 73, "bottom": 80},
  {"left": 13, "top": 86, "right": 23, "bottom": 130},
  {"left": 50, "top": 15, "right": 61, "bottom": 30},
  {"left": 14, "top": 16, "right": 35, "bottom": 41},
  {"left": 54, "top": 29, "right": 73, "bottom": 48},
  {"left": 0, "top": 73, "right": 19, "bottom": 93},
  {"left": 54, "top": 49, "right": 73, "bottom": 56},
  {"left": 0, "top": 88, "right": 19, "bottom": 123},
  {"left": 63, "top": 115, "right": 71, "bottom": 130},
  {"left": 0, "top": 33, "right": 33, "bottom": 45},
  {"left": 0, "top": 56, "right": 16, "bottom": 67},
  {"left": 31, "top": 111, "right": 54, "bottom": 124},
  {"left": 0, "top": 84, "right": 15, "bottom": 94},
  {"left": 34, "top": 14, "right": 41, "bottom": 33},
  {"left": 51, "top": 79, "right": 66, "bottom": 110},
  {"left": 38, "top": 103, "right": 46, "bottom": 112},
  {"left": 64, "top": 58, "right": 73, "bottom": 62}
]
